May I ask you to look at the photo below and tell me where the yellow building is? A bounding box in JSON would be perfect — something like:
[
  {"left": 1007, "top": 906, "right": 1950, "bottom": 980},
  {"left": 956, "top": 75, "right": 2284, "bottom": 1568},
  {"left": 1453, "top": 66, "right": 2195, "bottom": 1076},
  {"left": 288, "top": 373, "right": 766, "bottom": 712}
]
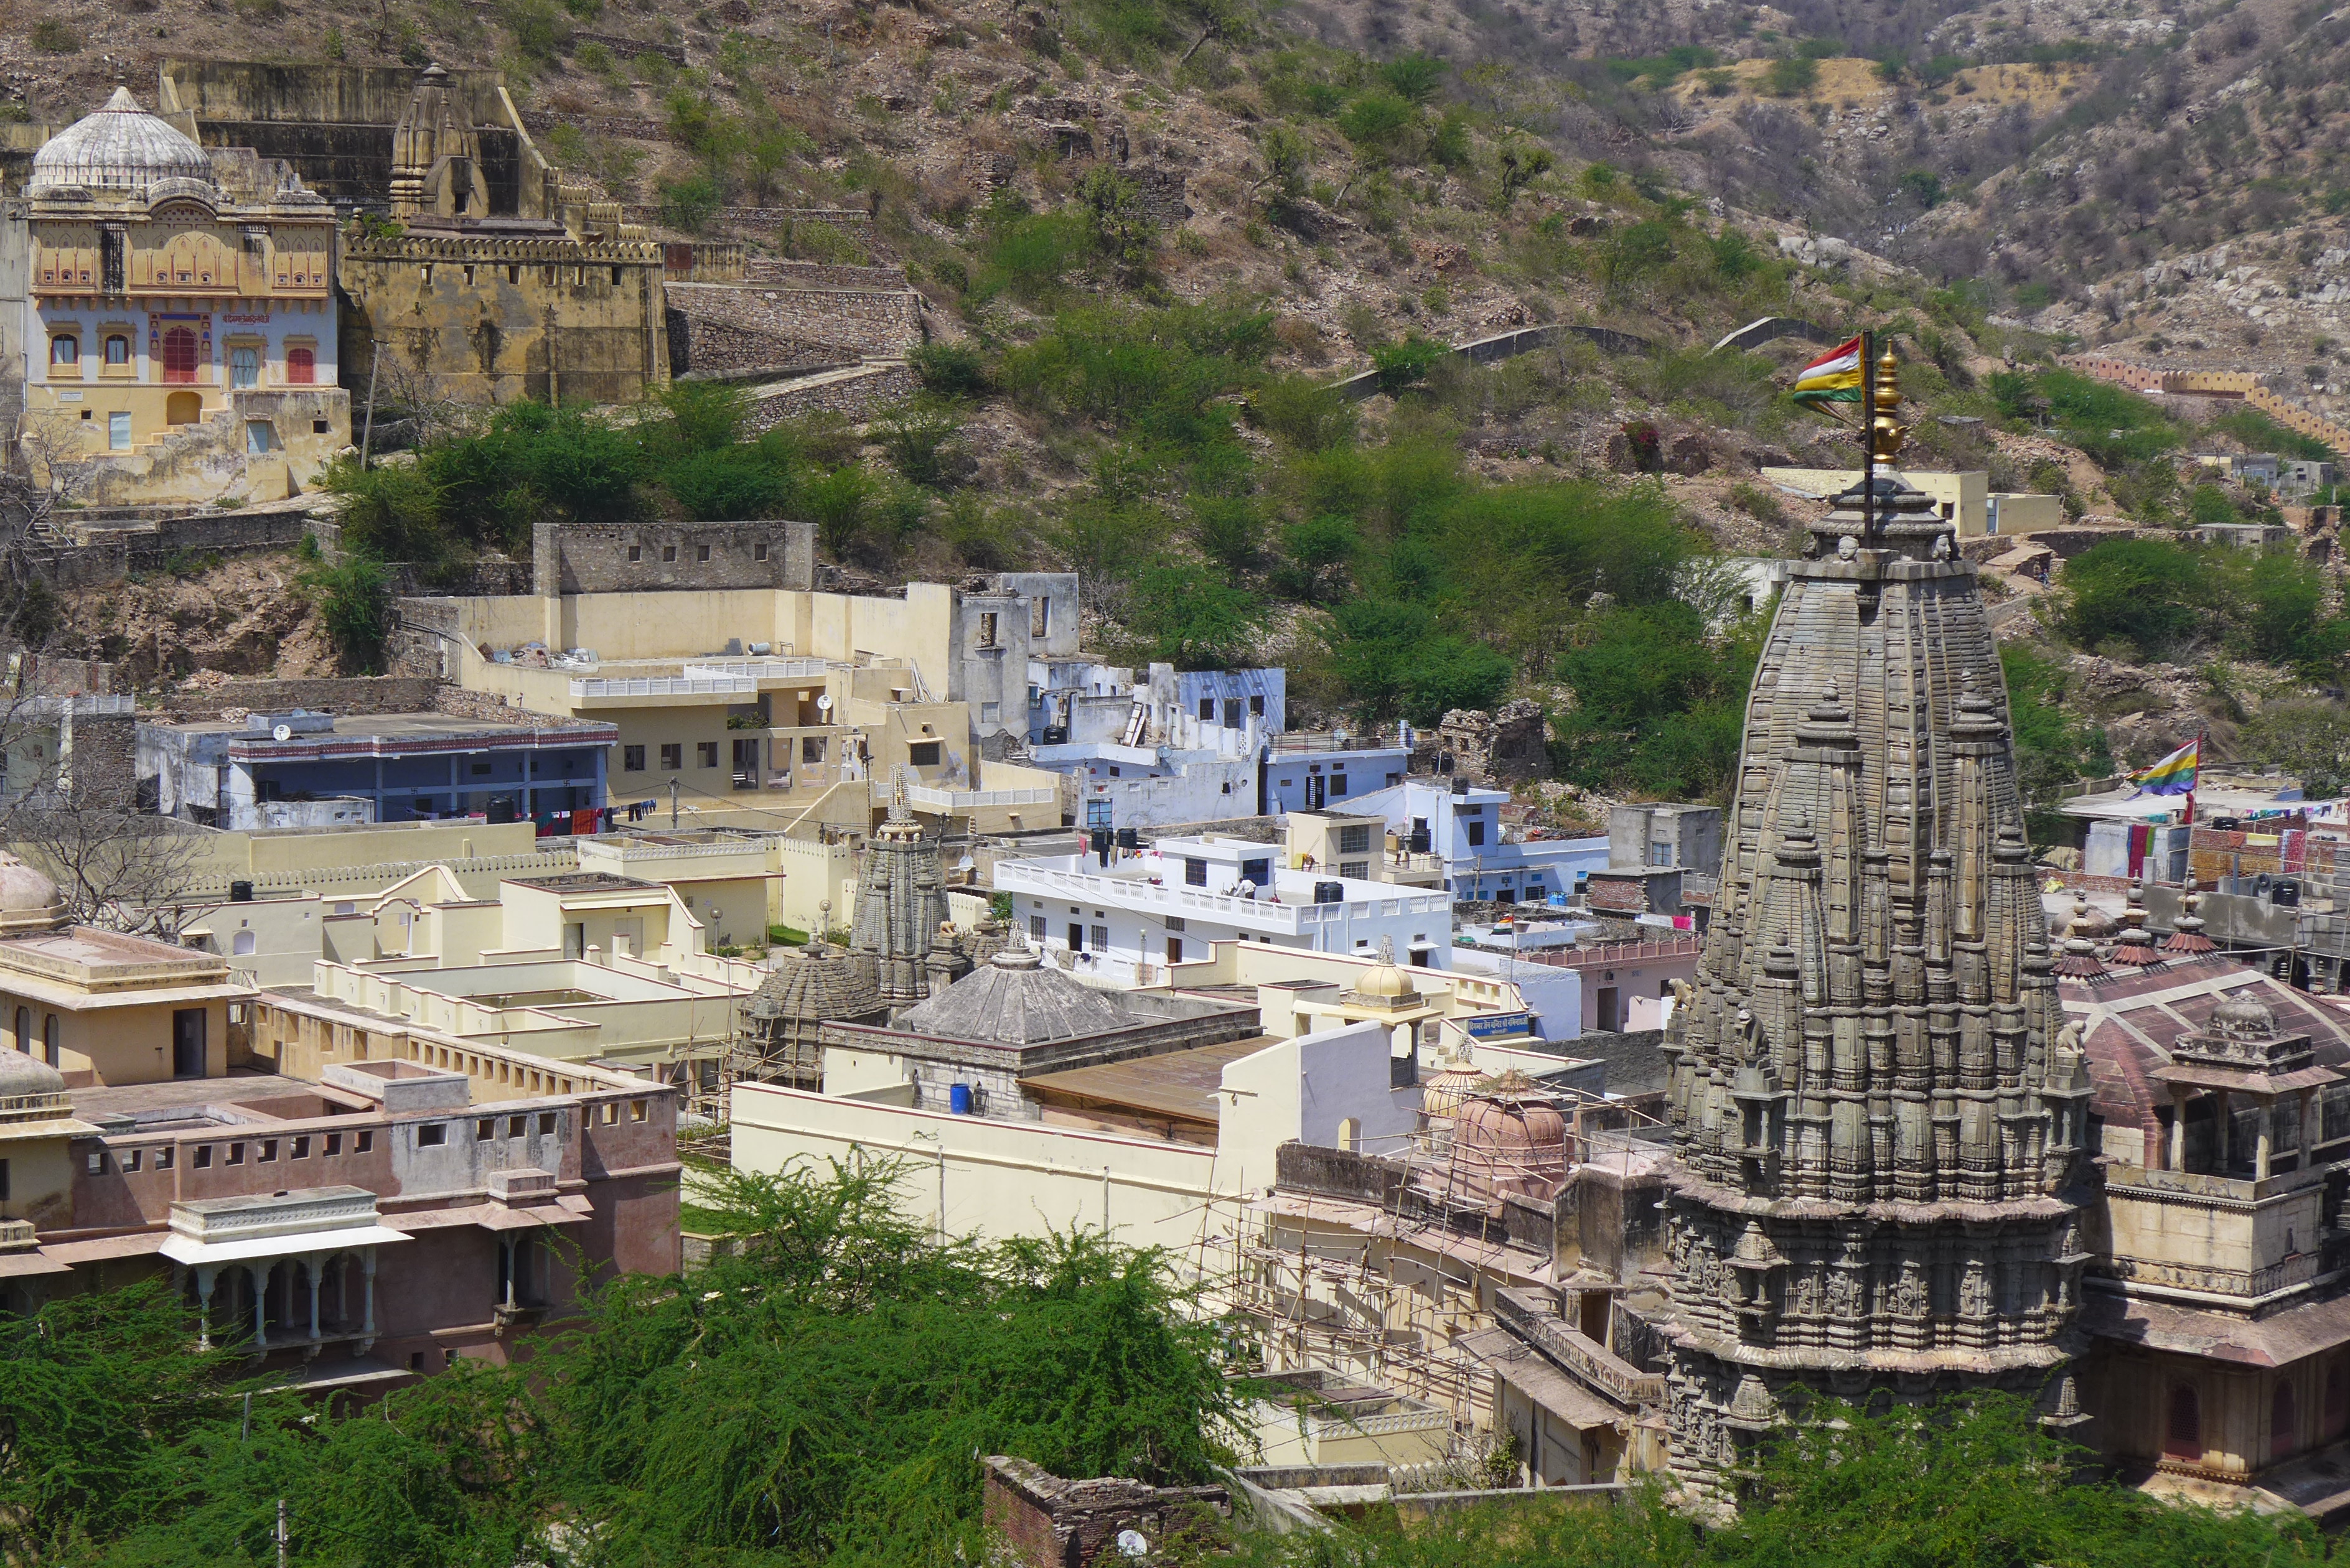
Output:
[
  {"left": 1761, "top": 467, "right": 1992, "bottom": 538},
  {"left": 21, "top": 89, "right": 350, "bottom": 505},
  {"left": 0, "top": 854, "right": 250, "bottom": 1089}
]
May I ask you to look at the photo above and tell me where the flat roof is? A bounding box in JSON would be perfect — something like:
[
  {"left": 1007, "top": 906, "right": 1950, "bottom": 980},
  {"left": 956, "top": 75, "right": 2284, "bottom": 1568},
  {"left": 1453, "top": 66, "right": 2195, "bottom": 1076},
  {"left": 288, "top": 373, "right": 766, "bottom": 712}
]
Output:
[
  {"left": 71, "top": 1071, "right": 375, "bottom": 1126},
  {"left": 1022, "top": 1035, "right": 1275, "bottom": 1126},
  {"left": 505, "top": 872, "right": 662, "bottom": 894},
  {"left": 157, "top": 713, "right": 620, "bottom": 760}
]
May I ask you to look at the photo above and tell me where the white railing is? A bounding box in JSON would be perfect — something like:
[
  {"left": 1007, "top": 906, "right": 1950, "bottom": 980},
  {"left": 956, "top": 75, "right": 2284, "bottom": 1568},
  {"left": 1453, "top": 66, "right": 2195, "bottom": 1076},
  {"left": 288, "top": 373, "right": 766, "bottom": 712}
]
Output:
[
  {"left": 877, "top": 782, "right": 1060, "bottom": 811},
  {"left": 569, "top": 676, "right": 758, "bottom": 699},
  {"left": 998, "top": 862, "right": 1447, "bottom": 929},
  {"left": 681, "top": 658, "right": 831, "bottom": 682},
  {"left": 22, "top": 694, "right": 136, "bottom": 716},
  {"left": 585, "top": 837, "right": 768, "bottom": 862}
]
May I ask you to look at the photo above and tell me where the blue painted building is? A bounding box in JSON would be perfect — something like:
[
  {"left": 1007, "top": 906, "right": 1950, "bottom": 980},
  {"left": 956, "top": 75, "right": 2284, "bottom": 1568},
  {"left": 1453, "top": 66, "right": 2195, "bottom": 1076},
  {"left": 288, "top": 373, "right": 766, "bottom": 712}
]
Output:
[
  {"left": 139, "top": 709, "right": 619, "bottom": 829},
  {"left": 1261, "top": 739, "right": 1411, "bottom": 814}
]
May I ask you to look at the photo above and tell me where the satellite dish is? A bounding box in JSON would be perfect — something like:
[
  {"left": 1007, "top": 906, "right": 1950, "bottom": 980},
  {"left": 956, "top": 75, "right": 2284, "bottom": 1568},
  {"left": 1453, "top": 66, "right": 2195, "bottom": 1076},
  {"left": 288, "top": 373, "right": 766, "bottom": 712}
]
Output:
[
  {"left": 1116, "top": 1530, "right": 1150, "bottom": 1559},
  {"left": 816, "top": 694, "right": 833, "bottom": 713},
  {"left": 272, "top": 724, "right": 293, "bottom": 742}
]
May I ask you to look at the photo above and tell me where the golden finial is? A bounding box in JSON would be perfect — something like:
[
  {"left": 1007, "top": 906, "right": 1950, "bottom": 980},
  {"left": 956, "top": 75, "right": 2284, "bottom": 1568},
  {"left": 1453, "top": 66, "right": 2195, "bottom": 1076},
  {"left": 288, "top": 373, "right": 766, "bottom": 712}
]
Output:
[{"left": 1868, "top": 343, "right": 1907, "bottom": 462}]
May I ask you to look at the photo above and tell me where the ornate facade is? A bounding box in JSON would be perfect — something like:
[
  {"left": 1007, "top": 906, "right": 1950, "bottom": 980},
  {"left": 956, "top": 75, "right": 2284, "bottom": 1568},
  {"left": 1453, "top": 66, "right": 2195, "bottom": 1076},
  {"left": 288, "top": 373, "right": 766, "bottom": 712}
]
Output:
[
  {"left": 1658, "top": 477, "right": 2094, "bottom": 1493},
  {"left": 19, "top": 88, "right": 350, "bottom": 505},
  {"left": 849, "top": 779, "right": 962, "bottom": 1010}
]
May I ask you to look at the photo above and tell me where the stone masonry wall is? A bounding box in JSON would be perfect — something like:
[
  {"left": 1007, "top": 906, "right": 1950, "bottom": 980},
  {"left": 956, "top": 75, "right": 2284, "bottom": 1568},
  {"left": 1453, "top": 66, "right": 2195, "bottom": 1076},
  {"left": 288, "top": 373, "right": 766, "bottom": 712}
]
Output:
[
  {"left": 664, "top": 281, "right": 923, "bottom": 377},
  {"left": 982, "top": 1457, "right": 1227, "bottom": 1568},
  {"left": 152, "top": 675, "right": 446, "bottom": 722},
  {"left": 533, "top": 518, "right": 818, "bottom": 595},
  {"left": 741, "top": 363, "right": 919, "bottom": 431},
  {"left": 741, "top": 259, "right": 909, "bottom": 289}
]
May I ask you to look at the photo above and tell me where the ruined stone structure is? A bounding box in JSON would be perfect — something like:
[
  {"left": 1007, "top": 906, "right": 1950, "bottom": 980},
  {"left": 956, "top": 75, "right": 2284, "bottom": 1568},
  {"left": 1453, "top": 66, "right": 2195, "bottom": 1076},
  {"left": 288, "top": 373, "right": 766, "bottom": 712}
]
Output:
[
  {"left": 1658, "top": 477, "right": 2094, "bottom": 1495},
  {"left": 334, "top": 66, "right": 669, "bottom": 406},
  {"left": 19, "top": 89, "right": 350, "bottom": 506},
  {"left": 849, "top": 778, "right": 960, "bottom": 1010}
]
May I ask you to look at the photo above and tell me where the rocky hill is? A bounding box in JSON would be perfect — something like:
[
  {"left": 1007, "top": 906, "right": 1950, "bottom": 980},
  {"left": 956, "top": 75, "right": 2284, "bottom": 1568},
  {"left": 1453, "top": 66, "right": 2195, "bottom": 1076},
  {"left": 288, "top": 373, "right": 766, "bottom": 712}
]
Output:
[{"left": 8, "top": 0, "right": 2349, "bottom": 809}]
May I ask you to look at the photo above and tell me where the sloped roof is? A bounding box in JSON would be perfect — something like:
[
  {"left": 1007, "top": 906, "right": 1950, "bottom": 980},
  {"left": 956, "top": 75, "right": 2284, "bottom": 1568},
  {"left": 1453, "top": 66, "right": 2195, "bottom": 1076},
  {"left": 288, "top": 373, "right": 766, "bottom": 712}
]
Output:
[{"left": 892, "top": 949, "right": 1136, "bottom": 1045}]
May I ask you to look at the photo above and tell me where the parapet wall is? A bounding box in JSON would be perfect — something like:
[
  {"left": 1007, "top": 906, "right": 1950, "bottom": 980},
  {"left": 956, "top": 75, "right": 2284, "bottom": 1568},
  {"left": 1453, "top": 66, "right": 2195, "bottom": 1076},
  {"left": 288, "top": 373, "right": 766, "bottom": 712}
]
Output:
[
  {"left": 531, "top": 518, "right": 818, "bottom": 596},
  {"left": 151, "top": 674, "right": 446, "bottom": 722}
]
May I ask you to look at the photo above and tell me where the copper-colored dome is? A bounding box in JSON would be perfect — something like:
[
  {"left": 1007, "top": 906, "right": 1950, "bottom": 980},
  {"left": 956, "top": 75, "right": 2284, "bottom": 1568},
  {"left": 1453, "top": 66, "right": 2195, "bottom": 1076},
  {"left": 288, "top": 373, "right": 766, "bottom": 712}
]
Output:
[{"left": 1451, "top": 1071, "right": 1568, "bottom": 1198}]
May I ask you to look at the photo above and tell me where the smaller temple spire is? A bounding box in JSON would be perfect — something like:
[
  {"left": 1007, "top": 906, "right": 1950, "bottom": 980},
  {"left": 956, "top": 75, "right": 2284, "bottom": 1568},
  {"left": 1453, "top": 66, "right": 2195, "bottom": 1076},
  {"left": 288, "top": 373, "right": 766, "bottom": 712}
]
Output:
[
  {"left": 2165, "top": 887, "right": 2219, "bottom": 955},
  {"left": 2051, "top": 894, "right": 2110, "bottom": 980},
  {"left": 2106, "top": 879, "right": 2165, "bottom": 968}
]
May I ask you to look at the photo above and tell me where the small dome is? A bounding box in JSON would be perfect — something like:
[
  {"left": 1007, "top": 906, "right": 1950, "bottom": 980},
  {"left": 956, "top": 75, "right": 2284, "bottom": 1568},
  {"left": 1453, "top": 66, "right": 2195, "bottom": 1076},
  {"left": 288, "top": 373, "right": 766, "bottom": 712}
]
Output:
[
  {"left": 1420, "top": 1048, "right": 1489, "bottom": 1129},
  {"left": 0, "top": 1046, "right": 67, "bottom": 1104},
  {"left": 1451, "top": 1071, "right": 1568, "bottom": 1199},
  {"left": 0, "top": 854, "right": 65, "bottom": 936},
  {"left": 29, "top": 88, "right": 216, "bottom": 195},
  {"left": 1357, "top": 958, "right": 1414, "bottom": 999}
]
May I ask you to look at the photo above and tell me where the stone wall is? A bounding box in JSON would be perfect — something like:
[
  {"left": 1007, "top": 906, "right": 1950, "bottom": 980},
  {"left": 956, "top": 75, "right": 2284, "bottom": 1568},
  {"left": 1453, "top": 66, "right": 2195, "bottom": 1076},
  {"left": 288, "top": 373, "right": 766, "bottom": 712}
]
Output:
[
  {"left": 27, "top": 502, "right": 339, "bottom": 590},
  {"left": 983, "top": 1457, "right": 1227, "bottom": 1568},
  {"left": 340, "top": 233, "right": 669, "bottom": 407},
  {"left": 741, "top": 363, "right": 918, "bottom": 431},
  {"left": 151, "top": 674, "right": 446, "bottom": 722},
  {"left": 741, "top": 259, "right": 908, "bottom": 290},
  {"left": 664, "top": 281, "right": 922, "bottom": 378},
  {"left": 1435, "top": 699, "right": 1548, "bottom": 785},
  {"left": 532, "top": 517, "right": 818, "bottom": 596}
]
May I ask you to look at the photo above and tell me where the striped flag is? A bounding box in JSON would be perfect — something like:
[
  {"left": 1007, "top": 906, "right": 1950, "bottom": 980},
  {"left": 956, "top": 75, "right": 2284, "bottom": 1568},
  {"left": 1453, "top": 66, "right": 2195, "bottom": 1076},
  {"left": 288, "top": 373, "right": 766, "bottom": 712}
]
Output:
[
  {"left": 1791, "top": 335, "right": 1865, "bottom": 404},
  {"left": 2130, "top": 737, "right": 2200, "bottom": 797}
]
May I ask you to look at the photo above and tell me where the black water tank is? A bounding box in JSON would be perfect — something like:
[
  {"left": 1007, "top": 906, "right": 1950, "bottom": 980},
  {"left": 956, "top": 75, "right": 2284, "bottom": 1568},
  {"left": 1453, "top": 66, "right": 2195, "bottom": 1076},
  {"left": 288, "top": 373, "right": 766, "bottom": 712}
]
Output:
[
  {"left": 228, "top": 880, "right": 253, "bottom": 903},
  {"left": 2276, "top": 879, "right": 2303, "bottom": 908},
  {"left": 1041, "top": 725, "right": 1069, "bottom": 745},
  {"left": 1313, "top": 880, "right": 1344, "bottom": 905},
  {"left": 1407, "top": 828, "right": 1431, "bottom": 854},
  {"left": 1115, "top": 828, "right": 1140, "bottom": 849}
]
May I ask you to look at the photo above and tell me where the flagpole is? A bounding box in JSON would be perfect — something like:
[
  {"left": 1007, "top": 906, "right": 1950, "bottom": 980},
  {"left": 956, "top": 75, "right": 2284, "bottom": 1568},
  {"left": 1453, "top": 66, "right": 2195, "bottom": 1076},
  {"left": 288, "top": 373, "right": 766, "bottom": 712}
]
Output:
[{"left": 1860, "top": 329, "right": 1876, "bottom": 545}]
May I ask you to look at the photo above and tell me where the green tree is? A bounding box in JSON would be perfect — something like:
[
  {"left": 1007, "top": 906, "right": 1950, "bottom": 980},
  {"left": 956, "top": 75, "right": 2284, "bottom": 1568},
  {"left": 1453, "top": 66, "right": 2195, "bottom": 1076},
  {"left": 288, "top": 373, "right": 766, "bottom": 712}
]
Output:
[
  {"left": 2245, "top": 701, "right": 2350, "bottom": 796},
  {"left": 804, "top": 465, "right": 876, "bottom": 559},
  {"left": 1378, "top": 51, "right": 1446, "bottom": 103},
  {"left": 1337, "top": 92, "right": 1418, "bottom": 159},
  {"left": 2001, "top": 643, "right": 2110, "bottom": 808},
  {"left": 1125, "top": 565, "right": 1265, "bottom": 668},
  {"left": 664, "top": 447, "right": 795, "bottom": 521},
  {"left": 1552, "top": 600, "right": 1754, "bottom": 800},
  {"left": 2055, "top": 536, "right": 2206, "bottom": 658},
  {"left": 298, "top": 555, "right": 394, "bottom": 674}
]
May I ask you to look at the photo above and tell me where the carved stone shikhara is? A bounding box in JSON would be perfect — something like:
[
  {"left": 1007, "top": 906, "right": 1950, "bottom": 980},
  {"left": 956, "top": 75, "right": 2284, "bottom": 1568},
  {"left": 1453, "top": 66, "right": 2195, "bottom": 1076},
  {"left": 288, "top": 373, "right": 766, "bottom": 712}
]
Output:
[{"left": 1658, "top": 477, "right": 2095, "bottom": 1495}]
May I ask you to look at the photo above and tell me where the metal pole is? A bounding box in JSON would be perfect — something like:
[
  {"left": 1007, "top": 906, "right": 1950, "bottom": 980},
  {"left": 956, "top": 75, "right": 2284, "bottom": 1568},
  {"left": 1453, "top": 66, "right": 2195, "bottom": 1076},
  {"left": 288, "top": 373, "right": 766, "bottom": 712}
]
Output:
[
  {"left": 276, "top": 1498, "right": 288, "bottom": 1568},
  {"left": 1860, "top": 329, "right": 1876, "bottom": 545},
  {"left": 670, "top": 777, "right": 680, "bottom": 828},
  {"left": 358, "top": 348, "right": 381, "bottom": 469}
]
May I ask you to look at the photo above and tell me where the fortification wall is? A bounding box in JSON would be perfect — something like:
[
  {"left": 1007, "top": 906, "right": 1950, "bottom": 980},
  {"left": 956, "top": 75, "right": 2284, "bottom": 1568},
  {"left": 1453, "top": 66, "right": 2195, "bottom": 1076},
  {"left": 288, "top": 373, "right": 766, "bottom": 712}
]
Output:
[{"left": 532, "top": 518, "right": 818, "bottom": 595}]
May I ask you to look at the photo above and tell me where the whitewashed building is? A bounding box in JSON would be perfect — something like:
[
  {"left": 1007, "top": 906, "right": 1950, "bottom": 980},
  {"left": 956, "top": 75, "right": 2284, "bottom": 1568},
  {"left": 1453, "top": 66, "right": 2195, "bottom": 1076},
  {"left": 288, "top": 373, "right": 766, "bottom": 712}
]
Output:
[{"left": 994, "top": 833, "right": 1453, "bottom": 986}]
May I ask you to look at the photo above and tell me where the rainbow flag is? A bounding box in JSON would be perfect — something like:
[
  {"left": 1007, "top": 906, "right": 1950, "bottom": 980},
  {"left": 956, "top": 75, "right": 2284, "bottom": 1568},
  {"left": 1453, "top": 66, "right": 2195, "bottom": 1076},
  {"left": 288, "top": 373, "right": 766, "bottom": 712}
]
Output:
[
  {"left": 2130, "top": 737, "right": 2199, "bottom": 797},
  {"left": 1791, "top": 335, "right": 1865, "bottom": 404}
]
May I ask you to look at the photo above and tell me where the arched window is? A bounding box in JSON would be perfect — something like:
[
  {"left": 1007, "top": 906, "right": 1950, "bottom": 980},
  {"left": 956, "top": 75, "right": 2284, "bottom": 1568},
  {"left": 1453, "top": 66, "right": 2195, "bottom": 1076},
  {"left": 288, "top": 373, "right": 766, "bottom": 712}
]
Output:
[
  {"left": 49, "top": 335, "right": 78, "bottom": 366},
  {"left": 2165, "top": 1385, "right": 2202, "bottom": 1461},
  {"left": 41, "top": 1015, "right": 59, "bottom": 1070},
  {"left": 104, "top": 334, "right": 130, "bottom": 366},
  {"left": 228, "top": 346, "right": 259, "bottom": 389},
  {"left": 286, "top": 346, "right": 315, "bottom": 385},
  {"left": 2274, "top": 1382, "right": 2301, "bottom": 1460},
  {"left": 161, "top": 328, "right": 199, "bottom": 384},
  {"left": 1337, "top": 1117, "right": 1360, "bottom": 1153}
]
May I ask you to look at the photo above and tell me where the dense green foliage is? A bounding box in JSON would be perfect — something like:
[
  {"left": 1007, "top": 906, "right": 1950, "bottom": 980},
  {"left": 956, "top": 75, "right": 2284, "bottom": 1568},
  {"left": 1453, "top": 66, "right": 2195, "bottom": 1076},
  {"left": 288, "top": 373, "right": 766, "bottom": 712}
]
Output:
[
  {"left": 1552, "top": 595, "right": 1762, "bottom": 803},
  {"left": 5, "top": 1162, "right": 1242, "bottom": 1568},
  {"left": 2056, "top": 536, "right": 2350, "bottom": 673},
  {"left": 1236, "top": 1394, "right": 2332, "bottom": 1568}
]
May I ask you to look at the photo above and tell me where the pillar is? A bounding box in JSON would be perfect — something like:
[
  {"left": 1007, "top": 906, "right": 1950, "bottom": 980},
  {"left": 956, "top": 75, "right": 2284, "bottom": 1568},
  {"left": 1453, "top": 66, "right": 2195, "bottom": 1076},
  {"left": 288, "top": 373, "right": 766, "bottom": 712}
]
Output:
[
  {"left": 306, "top": 1256, "right": 321, "bottom": 1342},
  {"left": 195, "top": 1266, "right": 217, "bottom": 1351},
  {"left": 2300, "top": 1088, "right": 2318, "bottom": 1169},
  {"left": 2169, "top": 1088, "right": 2188, "bottom": 1172},
  {"left": 2217, "top": 1089, "right": 2232, "bottom": 1172},
  {"left": 252, "top": 1262, "right": 268, "bottom": 1350},
  {"left": 2257, "top": 1096, "right": 2274, "bottom": 1182},
  {"left": 361, "top": 1249, "right": 377, "bottom": 1337}
]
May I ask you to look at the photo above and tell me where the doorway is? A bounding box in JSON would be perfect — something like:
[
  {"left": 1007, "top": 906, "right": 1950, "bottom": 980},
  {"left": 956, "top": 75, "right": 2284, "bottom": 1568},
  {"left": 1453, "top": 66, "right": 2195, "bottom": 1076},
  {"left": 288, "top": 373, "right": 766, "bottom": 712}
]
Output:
[
  {"left": 732, "top": 737, "right": 760, "bottom": 791},
  {"left": 172, "top": 1007, "right": 206, "bottom": 1078},
  {"left": 164, "top": 390, "right": 202, "bottom": 426},
  {"left": 1595, "top": 987, "right": 1621, "bottom": 1032}
]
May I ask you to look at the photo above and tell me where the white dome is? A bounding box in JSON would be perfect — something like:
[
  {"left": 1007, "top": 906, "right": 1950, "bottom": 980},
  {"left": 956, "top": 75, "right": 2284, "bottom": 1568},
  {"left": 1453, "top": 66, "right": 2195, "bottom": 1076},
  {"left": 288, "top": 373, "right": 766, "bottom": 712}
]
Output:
[
  {"left": 0, "top": 854, "right": 64, "bottom": 936},
  {"left": 30, "top": 88, "right": 216, "bottom": 195}
]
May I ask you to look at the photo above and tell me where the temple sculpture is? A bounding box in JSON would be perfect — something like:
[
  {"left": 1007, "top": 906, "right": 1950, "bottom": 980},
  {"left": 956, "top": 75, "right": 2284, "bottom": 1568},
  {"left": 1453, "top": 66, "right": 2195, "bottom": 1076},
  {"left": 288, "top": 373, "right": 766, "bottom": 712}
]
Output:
[{"left": 1657, "top": 446, "right": 2095, "bottom": 1496}]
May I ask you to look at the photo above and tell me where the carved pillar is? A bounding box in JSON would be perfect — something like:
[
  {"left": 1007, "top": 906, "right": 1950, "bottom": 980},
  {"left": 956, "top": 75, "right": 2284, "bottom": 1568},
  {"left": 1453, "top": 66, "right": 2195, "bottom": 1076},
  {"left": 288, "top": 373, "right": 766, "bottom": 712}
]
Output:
[
  {"left": 2257, "top": 1096, "right": 2274, "bottom": 1182},
  {"left": 307, "top": 1256, "right": 321, "bottom": 1342},
  {"left": 195, "top": 1266, "right": 217, "bottom": 1351},
  {"left": 362, "top": 1249, "right": 378, "bottom": 1337},
  {"left": 251, "top": 1262, "right": 269, "bottom": 1351}
]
